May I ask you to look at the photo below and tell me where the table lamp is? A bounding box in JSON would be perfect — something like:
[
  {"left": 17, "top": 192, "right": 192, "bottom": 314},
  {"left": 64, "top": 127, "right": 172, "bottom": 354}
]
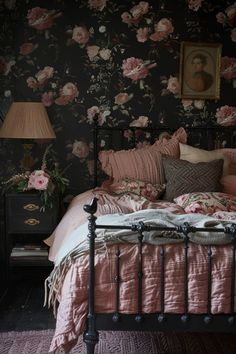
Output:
[{"left": 0, "top": 102, "right": 56, "bottom": 170}]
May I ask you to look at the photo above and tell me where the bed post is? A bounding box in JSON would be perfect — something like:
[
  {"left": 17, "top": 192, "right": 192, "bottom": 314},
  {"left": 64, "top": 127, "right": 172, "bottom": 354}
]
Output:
[
  {"left": 83, "top": 198, "right": 99, "bottom": 354},
  {"left": 93, "top": 114, "right": 99, "bottom": 188}
]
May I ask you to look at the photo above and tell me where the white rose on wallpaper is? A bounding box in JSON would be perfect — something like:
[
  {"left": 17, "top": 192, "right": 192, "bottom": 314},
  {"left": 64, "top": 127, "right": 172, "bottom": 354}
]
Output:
[
  {"left": 35, "top": 66, "right": 54, "bottom": 86},
  {"left": 129, "top": 116, "right": 149, "bottom": 127},
  {"left": 72, "top": 26, "right": 90, "bottom": 45},
  {"left": 167, "top": 76, "right": 179, "bottom": 95},
  {"left": 181, "top": 99, "right": 193, "bottom": 110},
  {"left": 72, "top": 140, "right": 90, "bottom": 159},
  {"left": 194, "top": 100, "right": 205, "bottom": 110},
  {"left": 99, "top": 48, "right": 111, "bottom": 60},
  {"left": 86, "top": 45, "right": 100, "bottom": 61},
  {"left": 99, "top": 26, "right": 106, "bottom": 33}
]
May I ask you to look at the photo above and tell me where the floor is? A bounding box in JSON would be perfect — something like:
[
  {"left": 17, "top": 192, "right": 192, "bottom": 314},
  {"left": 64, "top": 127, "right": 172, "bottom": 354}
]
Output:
[{"left": 0, "top": 266, "right": 56, "bottom": 331}]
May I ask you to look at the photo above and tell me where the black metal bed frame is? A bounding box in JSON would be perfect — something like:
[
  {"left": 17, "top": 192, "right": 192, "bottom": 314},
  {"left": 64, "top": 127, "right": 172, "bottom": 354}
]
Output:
[{"left": 82, "top": 122, "right": 236, "bottom": 354}]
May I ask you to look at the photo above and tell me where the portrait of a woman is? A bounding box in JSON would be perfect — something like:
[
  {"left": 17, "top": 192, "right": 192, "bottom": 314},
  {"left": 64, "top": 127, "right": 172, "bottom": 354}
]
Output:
[
  {"left": 185, "top": 53, "right": 214, "bottom": 92},
  {"left": 180, "top": 42, "right": 221, "bottom": 100}
]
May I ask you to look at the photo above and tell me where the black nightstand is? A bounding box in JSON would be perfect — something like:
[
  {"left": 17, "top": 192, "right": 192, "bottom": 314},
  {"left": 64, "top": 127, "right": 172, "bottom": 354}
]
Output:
[{"left": 4, "top": 192, "right": 59, "bottom": 273}]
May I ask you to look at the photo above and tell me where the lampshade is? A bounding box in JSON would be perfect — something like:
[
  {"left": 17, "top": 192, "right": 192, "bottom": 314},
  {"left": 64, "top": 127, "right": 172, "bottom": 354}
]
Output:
[{"left": 0, "top": 102, "right": 56, "bottom": 139}]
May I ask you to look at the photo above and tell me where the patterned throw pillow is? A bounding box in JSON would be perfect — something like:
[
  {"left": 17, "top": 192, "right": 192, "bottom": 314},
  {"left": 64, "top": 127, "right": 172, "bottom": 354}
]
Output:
[
  {"left": 174, "top": 192, "right": 236, "bottom": 214},
  {"left": 107, "top": 179, "right": 166, "bottom": 202},
  {"left": 162, "top": 155, "right": 224, "bottom": 201}
]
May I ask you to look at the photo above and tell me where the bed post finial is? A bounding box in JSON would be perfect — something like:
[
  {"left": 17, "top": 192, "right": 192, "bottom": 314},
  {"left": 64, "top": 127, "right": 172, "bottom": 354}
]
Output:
[{"left": 83, "top": 197, "right": 99, "bottom": 354}]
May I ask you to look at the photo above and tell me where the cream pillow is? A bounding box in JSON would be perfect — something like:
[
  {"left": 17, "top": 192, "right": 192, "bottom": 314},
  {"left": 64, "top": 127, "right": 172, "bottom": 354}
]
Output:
[{"left": 179, "top": 143, "right": 232, "bottom": 176}]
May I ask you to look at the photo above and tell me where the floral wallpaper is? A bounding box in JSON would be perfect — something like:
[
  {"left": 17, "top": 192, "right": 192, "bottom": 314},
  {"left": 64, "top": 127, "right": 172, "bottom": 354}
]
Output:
[{"left": 0, "top": 0, "right": 236, "bottom": 196}]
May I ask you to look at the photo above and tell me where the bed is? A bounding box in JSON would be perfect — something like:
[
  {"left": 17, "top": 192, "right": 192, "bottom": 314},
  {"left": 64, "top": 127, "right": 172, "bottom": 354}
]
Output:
[{"left": 45, "top": 121, "right": 236, "bottom": 354}]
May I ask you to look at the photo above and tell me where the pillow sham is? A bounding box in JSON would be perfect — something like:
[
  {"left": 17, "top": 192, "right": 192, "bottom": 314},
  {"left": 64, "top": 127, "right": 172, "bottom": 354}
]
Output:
[
  {"left": 221, "top": 175, "right": 236, "bottom": 196},
  {"left": 99, "top": 138, "right": 180, "bottom": 185},
  {"left": 174, "top": 192, "right": 236, "bottom": 214},
  {"left": 180, "top": 143, "right": 236, "bottom": 176},
  {"left": 105, "top": 178, "right": 166, "bottom": 201},
  {"left": 162, "top": 155, "right": 224, "bottom": 201}
]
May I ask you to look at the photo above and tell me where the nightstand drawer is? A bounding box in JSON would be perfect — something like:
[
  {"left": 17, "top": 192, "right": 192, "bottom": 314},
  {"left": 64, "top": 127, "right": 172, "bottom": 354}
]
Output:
[
  {"left": 5, "top": 193, "right": 59, "bottom": 234},
  {"left": 7, "top": 211, "right": 58, "bottom": 234}
]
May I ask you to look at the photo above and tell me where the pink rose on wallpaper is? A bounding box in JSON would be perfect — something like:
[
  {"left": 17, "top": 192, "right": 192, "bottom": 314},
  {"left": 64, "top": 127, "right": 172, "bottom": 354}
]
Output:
[
  {"left": 41, "top": 91, "right": 54, "bottom": 107},
  {"left": 182, "top": 99, "right": 193, "bottom": 110},
  {"left": 216, "top": 12, "right": 226, "bottom": 24},
  {"left": 216, "top": 105, "right": 236, "bottom": 126},
  {"left": 225, "top": 3, "right": 236, "bottom": 25},
  {"left": 28, "top": 170, "right": 49, "bottom": 191},
  {"left": 221, "top": 56, "right": 236, "bottom": 80},
  {"left": 121, "top": 1, "right": 149, "bottom": 25},
  {"left": 130, "top": 1, "right": 149, "bottom": 22},
  {"left": 72, "top": 26, "right": 90, "bottom": 45},
  {"left": 114, "top": 93, "right": 131, "bottom": 105},
  {"left": 188, "top": 0, "right": 203, "bottom": 12},
  {"left": 136, "top": 27, "right": 149, "bottom": 42},
  {"left": 88, "top": 0, "right": 107, "bottom": 11},
  {"left": 150, "top": 18, "right": 174, "bottom": 41},
  {"left": 121, "top": 12, "right": 133, "bottom": 25},
  {"left": 27, "top": 7, "right": 62, "bottom": 30},
  {"left": 231, "top": 28, "right": 236, "bottom": 42},
  {"left": 129, "top": 116, "right": 149, "bottom": 127},
  {"left": 72, "top": 140, "right": 89, "bottom": 159},
  {"left": 86, "top": 45, "right": 100, "bottom": 60},
  {"left": 167, "top": 76, "right": 179, "bottom": 94},
  {"left": 87, "top": 106, "right": 100, "bottom": 120},
  {"left": 122, "top": 57, "right": 156, "bottom": 81},
  {"left": 55, "top": 82, "right": 79, "bottom": 105},
  {"left": 26, "top": 76, "right": 38, "bottom": 89},
  {"left": 20, "top": 43, "right": 37, "bottom": 55},
  {"left": 35, "top": 66, "right": 54, "bottom": 86}
]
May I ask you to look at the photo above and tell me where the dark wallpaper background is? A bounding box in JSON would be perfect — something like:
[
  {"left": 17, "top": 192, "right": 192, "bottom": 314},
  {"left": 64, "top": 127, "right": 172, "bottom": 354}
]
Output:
[{"left": 0, "top": 0, "right": 236, "bottom": 196}]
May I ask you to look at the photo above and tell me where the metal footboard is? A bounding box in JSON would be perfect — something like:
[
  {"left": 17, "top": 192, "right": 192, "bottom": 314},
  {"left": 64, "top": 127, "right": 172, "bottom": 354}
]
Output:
[{"left": 83, "top": 198, "right": 236, "bottom": 354}]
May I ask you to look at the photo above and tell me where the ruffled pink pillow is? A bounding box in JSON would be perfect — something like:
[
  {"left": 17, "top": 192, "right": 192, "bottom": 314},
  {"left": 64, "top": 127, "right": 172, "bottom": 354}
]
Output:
[{"left": 99, "top": 138, "right": 180, "bottom": 185}]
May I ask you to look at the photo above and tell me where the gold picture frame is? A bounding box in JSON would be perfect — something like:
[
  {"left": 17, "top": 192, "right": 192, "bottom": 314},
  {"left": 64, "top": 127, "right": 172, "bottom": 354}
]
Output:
[{"left": 179, "top": 42, "right": 222, "bottom": 100}]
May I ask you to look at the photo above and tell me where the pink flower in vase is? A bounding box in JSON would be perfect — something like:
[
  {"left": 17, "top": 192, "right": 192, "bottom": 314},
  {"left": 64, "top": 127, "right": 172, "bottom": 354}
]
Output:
[{"left": 28, "top": 170, "right": 50, "bottom": 190}]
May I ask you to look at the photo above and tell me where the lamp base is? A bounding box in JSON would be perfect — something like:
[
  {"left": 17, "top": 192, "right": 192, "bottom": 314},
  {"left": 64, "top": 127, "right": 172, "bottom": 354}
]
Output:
[{"left": 20, "top": 143, "right": 34, "bottom": 171}]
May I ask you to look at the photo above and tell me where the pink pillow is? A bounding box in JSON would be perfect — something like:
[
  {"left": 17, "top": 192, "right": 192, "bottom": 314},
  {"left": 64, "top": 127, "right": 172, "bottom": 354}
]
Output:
[
  {"left": 174, "top": 192, "right": 236, "bottom": 214},
  {"left": 221, "top": 175, "right": 236, "bottom": 196},
  {"left": 99, "top": 138, "right": 179, "bottom": 185},
  {"left": 180, "top": 143, "right": 236, "bottom": 176}
]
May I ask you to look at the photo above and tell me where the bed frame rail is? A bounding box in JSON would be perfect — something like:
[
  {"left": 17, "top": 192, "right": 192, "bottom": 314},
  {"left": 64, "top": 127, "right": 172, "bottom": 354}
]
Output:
[{"left": 83, "top": 198, "right": 236, "bottom": 354}]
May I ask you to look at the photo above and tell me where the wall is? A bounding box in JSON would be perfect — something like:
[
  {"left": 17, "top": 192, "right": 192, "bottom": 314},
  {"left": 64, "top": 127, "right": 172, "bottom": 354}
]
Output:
[{"left": 0, "top": 0, "right": 236, "bottom": 195}]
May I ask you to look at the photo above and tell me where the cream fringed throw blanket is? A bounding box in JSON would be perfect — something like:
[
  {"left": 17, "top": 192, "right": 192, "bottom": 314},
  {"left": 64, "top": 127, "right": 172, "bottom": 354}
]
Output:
[{"left": 45, "top": 209, "right": 233, "bottom": 311}]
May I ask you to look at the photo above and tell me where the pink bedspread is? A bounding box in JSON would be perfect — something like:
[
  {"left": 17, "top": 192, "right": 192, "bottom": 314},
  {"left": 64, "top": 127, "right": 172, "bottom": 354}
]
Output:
[{"left": 49, "top": 242, "right": 234, "bottom": 353}]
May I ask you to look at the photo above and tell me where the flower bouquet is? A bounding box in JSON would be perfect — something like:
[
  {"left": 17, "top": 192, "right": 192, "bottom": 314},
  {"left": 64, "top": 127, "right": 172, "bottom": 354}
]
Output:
[{"left": 2, "top": 145, "right": 69, "bottom": 211}]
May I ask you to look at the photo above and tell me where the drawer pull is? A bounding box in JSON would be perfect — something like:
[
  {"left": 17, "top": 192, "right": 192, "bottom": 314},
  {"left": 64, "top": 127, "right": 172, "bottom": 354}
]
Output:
[
  {"left": 24, "top": 218, "right": 40, "bottom": 226},
  {"left": 23, "top": 203, "right": 40, "bottom": 211}
]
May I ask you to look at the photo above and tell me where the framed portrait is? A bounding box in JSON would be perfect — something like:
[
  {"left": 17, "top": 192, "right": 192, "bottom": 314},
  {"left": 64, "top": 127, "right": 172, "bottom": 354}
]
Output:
[{"left": 179, "top": 42, "right": 222, "bottom": 100}]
